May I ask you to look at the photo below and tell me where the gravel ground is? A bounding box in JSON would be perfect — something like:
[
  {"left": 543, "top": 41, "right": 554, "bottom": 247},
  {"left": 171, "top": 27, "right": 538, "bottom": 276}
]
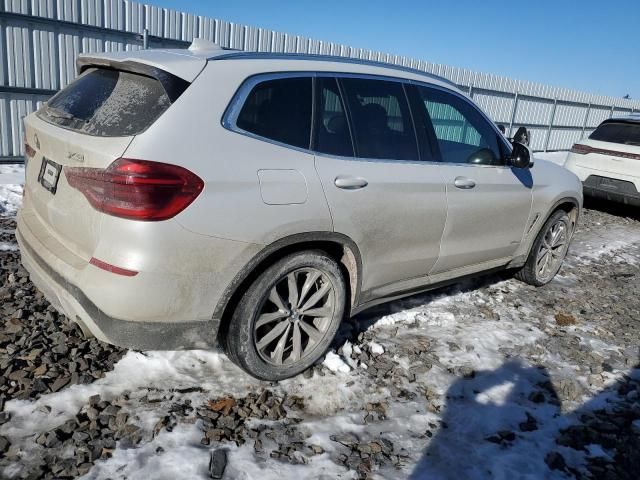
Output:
[{"left": 0, "top": 199, "right": 639, "bottom": 479}]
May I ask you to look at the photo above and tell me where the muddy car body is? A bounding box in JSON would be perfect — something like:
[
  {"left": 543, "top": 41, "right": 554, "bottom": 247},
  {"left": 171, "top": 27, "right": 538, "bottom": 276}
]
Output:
[{"left": 17, "top": 41, "right": 582, "bottom": 379}]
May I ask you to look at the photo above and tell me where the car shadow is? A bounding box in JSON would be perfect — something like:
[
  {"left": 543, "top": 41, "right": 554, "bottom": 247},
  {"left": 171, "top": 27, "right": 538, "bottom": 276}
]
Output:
[
  {"left": 409, "top": 353, "right": 639, "bottom": 479},
  {"left": 583, "top": 196, "right": 640, "bottom": 221},
  {"left": 334, "top": 269, "right": 515, "bottom": 346}
]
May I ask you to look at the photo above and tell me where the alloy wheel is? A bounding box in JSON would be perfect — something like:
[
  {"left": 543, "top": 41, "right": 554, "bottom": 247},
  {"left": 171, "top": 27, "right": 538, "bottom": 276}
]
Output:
[
  {"left": 253, "top": 268, "right": 336, "bottom": 366},
  {"left": 535, "top": 218, "right": 569, "bottom": 283}
]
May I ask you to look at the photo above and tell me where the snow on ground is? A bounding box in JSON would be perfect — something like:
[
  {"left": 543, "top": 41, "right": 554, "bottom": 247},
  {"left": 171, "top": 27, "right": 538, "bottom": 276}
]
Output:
[
  {"left": 2, "top": 152, "right": 639, "bottom": 479},
  {"left": 0, "top": 164, "right": 24, "bottom": 217}
]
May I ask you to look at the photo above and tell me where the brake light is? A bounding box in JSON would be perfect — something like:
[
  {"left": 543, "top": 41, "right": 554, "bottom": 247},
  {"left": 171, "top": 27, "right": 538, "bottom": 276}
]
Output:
[
  {"left": 570, "top": 144, "right": 591, "bottom": 155},
  {"left": 64, "top": 158, "right": 204, "bottom": 221}
]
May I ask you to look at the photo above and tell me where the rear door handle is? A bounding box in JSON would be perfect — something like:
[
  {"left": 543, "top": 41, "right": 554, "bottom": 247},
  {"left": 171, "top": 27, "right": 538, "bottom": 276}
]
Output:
[
  {"left": 454, "top": 176, "right": 476, "bottom": 189},
  {"left": 335, "top": 176, "right": 368, "bottom": 190}
]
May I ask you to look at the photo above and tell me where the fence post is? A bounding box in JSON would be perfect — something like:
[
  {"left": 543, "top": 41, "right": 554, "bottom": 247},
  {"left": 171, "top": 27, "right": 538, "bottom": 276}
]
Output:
[
  {"left": 143, "top": 28, "right": 149, "bottom": 49},
  {"left": 509, "top": 92, "right": 519, "bottom": 136},
  {"left": 581, "top": 103, "right": 591, "bottom": 139},
  {"left": 544, "top": 98, "right": 557, "bottom": 152}
]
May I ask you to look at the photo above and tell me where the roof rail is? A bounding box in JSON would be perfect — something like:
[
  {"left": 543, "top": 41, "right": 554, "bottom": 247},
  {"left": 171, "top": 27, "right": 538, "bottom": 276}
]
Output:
[{"left": 209, "top": 51, "right": 459, "bottom": 89}]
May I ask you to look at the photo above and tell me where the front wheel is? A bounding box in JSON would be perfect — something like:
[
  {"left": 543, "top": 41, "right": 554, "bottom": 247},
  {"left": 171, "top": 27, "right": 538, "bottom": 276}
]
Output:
[
  {"left": 516, "top": 210, "right": 573, "bottom": 286},
  {"left": 225, "top": 251, "right": 346, "bottom": 380}
]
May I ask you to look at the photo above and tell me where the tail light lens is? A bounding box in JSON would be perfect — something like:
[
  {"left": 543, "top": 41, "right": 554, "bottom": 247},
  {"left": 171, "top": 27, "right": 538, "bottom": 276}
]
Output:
[
  {"left": 570, "top": 144, "right": 591, "bottom": 155},
  {"left": 64, "top": 158, "right": 204, "bottom": 221}
]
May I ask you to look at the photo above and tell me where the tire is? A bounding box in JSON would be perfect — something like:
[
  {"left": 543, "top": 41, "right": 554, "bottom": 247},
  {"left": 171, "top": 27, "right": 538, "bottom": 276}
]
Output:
[
  {"left": 515, "top": 210, "right": 573, "bottom": 286},
  {"left": 225, "top": 250, "right": 346, "bottom": 381}
]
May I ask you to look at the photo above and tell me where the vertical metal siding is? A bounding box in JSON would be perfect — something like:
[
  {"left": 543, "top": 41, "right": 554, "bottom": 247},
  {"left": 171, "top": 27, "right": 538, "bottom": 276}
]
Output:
[{"left": 1, "top": 0, "right": 639, "bottom": 159}]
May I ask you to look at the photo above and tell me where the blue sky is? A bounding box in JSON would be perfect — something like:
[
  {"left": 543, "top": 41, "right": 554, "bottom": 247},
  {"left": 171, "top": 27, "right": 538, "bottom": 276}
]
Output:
[{"left": 146, "top": 0, "right": 638, "bottom": 99}]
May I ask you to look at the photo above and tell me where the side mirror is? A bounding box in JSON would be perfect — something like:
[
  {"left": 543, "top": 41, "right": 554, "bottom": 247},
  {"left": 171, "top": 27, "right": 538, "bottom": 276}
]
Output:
[
  {"left": 513, "top": 126, "right": 530, "bottom": 146},
  {"left": 496, "top": 124, "right": 506, "bottom": 135},
  {"left": 509, "top": 142, "right": 532, "bottom": 169}
]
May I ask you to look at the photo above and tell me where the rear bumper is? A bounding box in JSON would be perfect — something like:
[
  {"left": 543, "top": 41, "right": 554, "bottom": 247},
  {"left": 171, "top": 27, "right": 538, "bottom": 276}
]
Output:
[
  {"left": 583, "top": 175, "right": 640, "bottom": 207},
  {"left": 17, "top": 227, "right": 220, "bottom": 350}
]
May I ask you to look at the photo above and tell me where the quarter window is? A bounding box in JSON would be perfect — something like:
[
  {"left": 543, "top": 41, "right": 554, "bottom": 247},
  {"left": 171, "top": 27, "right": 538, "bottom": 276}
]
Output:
[
  {"left": 416, "top": 86, "right": 503, "bottom": 165},
  {"left": 339, "top": 78, "right": 419, "bottom": 161},
  {"left": 236, "top": 77, "right": 312, "bottom": 149}
]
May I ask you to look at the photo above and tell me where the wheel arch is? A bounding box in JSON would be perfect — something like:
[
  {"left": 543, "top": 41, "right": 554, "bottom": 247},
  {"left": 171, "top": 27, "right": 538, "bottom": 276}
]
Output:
[
  {"left": 508, "top": 195, "right": 581, "bottom": 269},
  {"left": 213, "top": 232, "right": 363, "bottom": 344}
]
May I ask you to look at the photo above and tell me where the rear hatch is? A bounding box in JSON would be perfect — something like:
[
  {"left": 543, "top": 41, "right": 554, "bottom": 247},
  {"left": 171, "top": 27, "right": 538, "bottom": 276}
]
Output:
[
  {"left": 22, "top": 57, "right": 197, "bottom": 261},
  {"left": 573, "top": 120, "right": 640, "bottom": 179}
]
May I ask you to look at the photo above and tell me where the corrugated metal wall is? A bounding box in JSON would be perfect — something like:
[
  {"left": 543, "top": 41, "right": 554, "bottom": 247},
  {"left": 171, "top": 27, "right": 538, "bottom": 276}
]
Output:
[{"left": 1, "top": 0, "right": 639, "bottom": 160}]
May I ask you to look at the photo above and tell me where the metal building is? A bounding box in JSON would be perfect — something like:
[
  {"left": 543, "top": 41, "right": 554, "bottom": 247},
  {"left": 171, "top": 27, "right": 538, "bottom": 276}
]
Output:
[{"left": 1, "top": 0, "right": 639, "bottom": 162}]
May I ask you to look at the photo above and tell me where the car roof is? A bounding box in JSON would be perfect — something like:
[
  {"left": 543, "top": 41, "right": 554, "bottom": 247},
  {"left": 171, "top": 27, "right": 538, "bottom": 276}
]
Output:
[
  {"left": 78, "top": 44, "right": 460, "bottom": 93},
  {"left": 607, "top": 113, "right": 640, "bottom": 124}
]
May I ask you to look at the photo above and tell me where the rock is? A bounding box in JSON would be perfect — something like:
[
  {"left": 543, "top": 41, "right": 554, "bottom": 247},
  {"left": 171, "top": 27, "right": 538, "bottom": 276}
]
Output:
[
  {"left": 555, "top": 313, "right": 577, "bottom": 326},
  {"left": 0, "top": 435, "right": 10, "bottom": 453},
  {"left": 209, "top": 449, "right": 227, "bottom": 479},
  {"left": 545, "top": 451, "right": 566, "bottom": 471}
]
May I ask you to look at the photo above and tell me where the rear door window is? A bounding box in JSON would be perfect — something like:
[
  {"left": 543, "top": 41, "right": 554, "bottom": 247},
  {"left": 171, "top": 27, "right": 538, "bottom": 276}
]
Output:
[
  {"left": 236, "top": 77, "right": 313, "bottom": 150},
  {"left": 339, "top": 78, "right": 419, "bottom": 161},
  {"left": 589, "top": 121, "right": 640, "bottom": 146},
  {"left": 38, "top": 67, "right": 187, "bottom": 137}
]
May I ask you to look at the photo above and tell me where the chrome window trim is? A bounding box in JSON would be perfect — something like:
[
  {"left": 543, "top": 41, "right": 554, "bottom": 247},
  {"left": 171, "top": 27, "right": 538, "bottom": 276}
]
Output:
[{"left": 221, "top": 70, "right": 513, "bottom": 168}]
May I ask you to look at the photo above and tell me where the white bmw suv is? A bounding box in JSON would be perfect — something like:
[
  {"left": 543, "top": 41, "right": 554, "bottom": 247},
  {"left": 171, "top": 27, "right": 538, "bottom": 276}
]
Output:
[
  {"left": 565, "top": 115, "right": 640, "bottom": 207},
  {"left": 17, "top": 41, "right": 582, "bottom": 380}
]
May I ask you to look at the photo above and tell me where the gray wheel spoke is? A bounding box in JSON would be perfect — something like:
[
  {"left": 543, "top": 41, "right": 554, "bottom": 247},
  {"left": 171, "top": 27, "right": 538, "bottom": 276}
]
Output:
[
  {"left": 256, "top": 320, "right": 289, "bottom": 351},
  {"left": 298, "top": 320, "right": 324, "bottom": 343},
  {"left": 291, "top": 323, "right": 302, "bottom": 362},
  {"left": 300, "top": 282, "right": 331, "bottom": 312},
  {"left": 271, "top": 323, "right": 291, "bottom": 365},
  {"left": 287, "top": 272, "right": 299, "bottom": 308},
  {"left": 255, "top": 311, "right": 288, "bottom": 329},
  {"left": 537, "top": 250, "right": 550, "bottom": 266},
  {"left": 302, "top": 306, "right": 333, "bottom": 318},
  {"left": 297, "top": 271, "right": 320, "bottom": 308},
  {"left": 268, "top": 286, "right": 288, "bottom": 312}
]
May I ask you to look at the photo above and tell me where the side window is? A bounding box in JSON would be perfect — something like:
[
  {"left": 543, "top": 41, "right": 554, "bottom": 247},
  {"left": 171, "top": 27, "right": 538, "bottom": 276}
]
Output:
[
  {"left": 236, "top": 77, "right": 312, "bottom": 149},
  {"left": 339, "top": 78, "right": 419, "bottom": 161},
  {"left": 313, "top": 77, "right": 355, "bottom": 157},
  {"left": 416, "top": 86, "right": 503, "bottom": 165}
]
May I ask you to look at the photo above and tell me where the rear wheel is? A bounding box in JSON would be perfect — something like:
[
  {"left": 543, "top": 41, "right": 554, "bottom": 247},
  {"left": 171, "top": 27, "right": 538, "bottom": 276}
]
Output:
[
  {"left": 225, "top": 251, "right": 346, "bottom": 380},
  {"left": 516, "top": 210, "right": 572, "bottom": 286}
]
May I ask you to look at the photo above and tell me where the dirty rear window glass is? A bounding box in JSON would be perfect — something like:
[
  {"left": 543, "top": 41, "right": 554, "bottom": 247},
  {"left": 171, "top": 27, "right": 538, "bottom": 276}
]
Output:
[
  {"left": 589, "top": 121, "right": 640, "bottom": 146},
  {"left": 38, "top": 68, "right": 182, "bottom": 137}
]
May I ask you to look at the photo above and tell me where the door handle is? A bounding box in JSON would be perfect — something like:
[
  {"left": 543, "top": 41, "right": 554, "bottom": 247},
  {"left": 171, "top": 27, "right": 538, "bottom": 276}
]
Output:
[
  {"left": 454, "top": 176, "right": 476, "bottom": 189},
  {"left": 335, "top": 176, "right": 368, "bottom": 190}
]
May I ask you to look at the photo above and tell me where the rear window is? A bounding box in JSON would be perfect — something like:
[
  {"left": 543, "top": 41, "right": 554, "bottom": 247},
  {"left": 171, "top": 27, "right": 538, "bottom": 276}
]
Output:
[
  {"left": 589, "top": 121, "right": 640, "bottom": 146},
  {"left": 37, "top": 67, "right": 187, "bottom": 137}
]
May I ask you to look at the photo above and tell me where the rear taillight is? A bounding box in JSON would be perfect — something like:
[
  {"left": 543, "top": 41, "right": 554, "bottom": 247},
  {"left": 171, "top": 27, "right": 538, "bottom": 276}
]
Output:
[
  {"left": 570, "top": 144, "right": 591, "bottom": 155},
  {"left": 64, "top": 158, "right": 204, "bottom": 221}
]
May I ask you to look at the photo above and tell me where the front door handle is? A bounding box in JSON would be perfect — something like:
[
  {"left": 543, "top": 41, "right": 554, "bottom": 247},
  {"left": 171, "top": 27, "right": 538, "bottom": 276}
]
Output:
[
  {"left": 454, "top": 176, "right": 476, "bottom": 189},
  {"left": 335, "top": 176, "right": 368, "bottom": 190}
]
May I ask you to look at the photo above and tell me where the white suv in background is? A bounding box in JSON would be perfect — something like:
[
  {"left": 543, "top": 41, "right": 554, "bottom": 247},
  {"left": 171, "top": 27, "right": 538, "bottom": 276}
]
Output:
[
  {"left": 565, "top": 115, "right": 640, "bottom": 207},
  {"left": 17, "top": 41, "right": 582, "bottom": 380}
]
